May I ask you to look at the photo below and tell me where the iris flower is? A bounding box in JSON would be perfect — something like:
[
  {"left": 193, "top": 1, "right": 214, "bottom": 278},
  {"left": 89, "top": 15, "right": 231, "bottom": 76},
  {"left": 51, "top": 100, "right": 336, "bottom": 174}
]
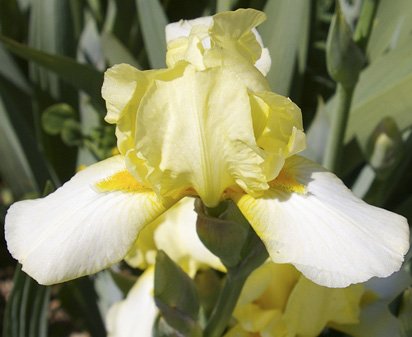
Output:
[{"left": 5, "top": 9, "right": 409, "bottom": 287}]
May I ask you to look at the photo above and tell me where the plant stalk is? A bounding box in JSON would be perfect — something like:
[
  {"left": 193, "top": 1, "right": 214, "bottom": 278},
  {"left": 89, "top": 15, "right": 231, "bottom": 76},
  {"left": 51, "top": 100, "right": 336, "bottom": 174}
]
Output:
[
  {"left": 204, "top": 235, "right": 268, "bottom": 337},
  {"left": 323, "top": 83, "right": 354, "bottom": 171},
  {"left": 203, "top": 272, "right": 247, "bottom": 337}
]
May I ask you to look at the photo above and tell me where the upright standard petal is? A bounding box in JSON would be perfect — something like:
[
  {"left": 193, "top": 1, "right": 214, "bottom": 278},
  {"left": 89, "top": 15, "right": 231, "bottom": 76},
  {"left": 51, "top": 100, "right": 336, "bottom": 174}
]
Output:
[
  {"left": 5, "top": 156, "right": 174, "bottom": 285},
  {"left": 107, "top": 268, "right": 157, "bottom": 337},
  {"left": 135, "top": 65, "right": 267, "bottom": 206},
  {"left": 165, "top": 8, "right": 271, "bottom": 75},
  {"left": 231, "top": 156, "right": 409, "bottom": 287}
]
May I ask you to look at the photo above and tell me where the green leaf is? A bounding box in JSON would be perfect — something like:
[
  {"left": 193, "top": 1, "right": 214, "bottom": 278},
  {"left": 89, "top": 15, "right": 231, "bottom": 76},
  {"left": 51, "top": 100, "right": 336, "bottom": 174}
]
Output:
[
  {"left": 194, "top": 269, "right": 221, "bottom": 318},
  {"left": 367, "top": 0, "right": 412, "bottom": 61},
  {"left": 2, "top": 265, "right": 50, "bottom": 337},
  {"left": 101, "top": 32, "right": 141, "bottom": 68},
  {"left": 0, "top": 35, "right": 104, "bottom": 109},
  {"left": 154, "top": 251, "right": 201, "bottom": 337},
  {"left": 216, "top": 0, "right": 235, "bottom": 12},
  {"left": 260, "top": 0, "right": 310, "bottom": 95},
  {"left": 302, "top": 97, "right": 330, "bottom": 163},
  {"left": 59, "top": 277, "right": 106, "bottom": 337},
  {"left": 0, "top": 77, "right": 57, "bottom": 192},
  {"left": 399, "top": 288, "right": 412, "bottom": 337},
  {"left": 0, "top": 94, "right": 38, "bottom": 196},
  {"left": 136, "top": 0, "right": 168, "bottom": 69},
  {"left": 0, "top": 44, "right": 31, "bottom": 94},
  {"left": 28, "top": 0, "right": 77, "bottom": 99},
  {"left": 195, "top": 200, "right": 249, "bottom": 268},
  {"left": 345, "top": 36, "right": 412, "bottom": 150},
  {"left": 104, "top": 0, "right": 137, "bottom": 48},
  {"left": 396, "top": 194, "right": 412, "bottom": 224},
  {"left": 109, "top": 270, "right": 138, "bottom": 297},
  {"left": 0, "top": 0, "right": 26, "bottom": 40}
]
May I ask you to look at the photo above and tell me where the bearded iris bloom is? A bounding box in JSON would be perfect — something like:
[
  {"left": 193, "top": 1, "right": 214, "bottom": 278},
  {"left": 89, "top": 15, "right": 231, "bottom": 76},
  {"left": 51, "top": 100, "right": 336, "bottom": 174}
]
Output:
[{"left": 5, "top": 9, "right": 409, "bottom": 287}]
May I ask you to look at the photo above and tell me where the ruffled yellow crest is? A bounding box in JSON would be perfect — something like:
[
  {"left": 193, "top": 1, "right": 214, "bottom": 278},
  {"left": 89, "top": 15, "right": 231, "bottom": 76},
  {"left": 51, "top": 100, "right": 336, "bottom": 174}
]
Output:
[
  {"left": 103, "top": 57, "right": 304, "bottom": 206},
  {"left": 165, "top": 8, "right": 271, "bottom": 77}
]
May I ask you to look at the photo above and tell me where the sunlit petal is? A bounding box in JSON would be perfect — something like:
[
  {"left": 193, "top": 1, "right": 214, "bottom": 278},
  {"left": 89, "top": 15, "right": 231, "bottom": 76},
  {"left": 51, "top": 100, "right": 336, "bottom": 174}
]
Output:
[
  {"left": 232, "top": 156, "right": 409, "bottom": 287},
  {"left": 165, "top": 8, "right": 271, "bottom": 75},
  {"left": 125, "top": 198, "right": 223, "bottom": 275},
  {"left": 5, "top": 156, "right": 174, "bottom": 285},
  {"left": 135, "top": 65, "right": 267, "bottom": 206},
  {"left": 107, "top": 268, "right": 157, "bottom": 337},
  {"left": 283, "top": 276, "right": 364, "bottom": 336}
]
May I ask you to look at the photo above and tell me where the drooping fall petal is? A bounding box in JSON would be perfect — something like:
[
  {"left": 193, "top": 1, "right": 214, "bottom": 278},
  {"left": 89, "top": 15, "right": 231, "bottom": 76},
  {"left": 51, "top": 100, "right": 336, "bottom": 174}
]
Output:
[
  {"left": 231, "top": 156, "right": 409, "bottom": 287},
  {"left": 5, "top": 156, "right": 173, "bottom": 285}
]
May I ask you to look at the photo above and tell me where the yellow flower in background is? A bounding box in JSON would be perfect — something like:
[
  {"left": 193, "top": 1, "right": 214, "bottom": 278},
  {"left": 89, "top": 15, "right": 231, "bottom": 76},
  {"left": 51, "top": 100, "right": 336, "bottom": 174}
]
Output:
[
  {"left": 4, "top": 9, "right": 409, "bottom": 287},
  {"left": 106, "top": 262, "right": 411, "bottom": 337},
  {"left": 224, "top": 262, "right": 411, "bottom": 337}
]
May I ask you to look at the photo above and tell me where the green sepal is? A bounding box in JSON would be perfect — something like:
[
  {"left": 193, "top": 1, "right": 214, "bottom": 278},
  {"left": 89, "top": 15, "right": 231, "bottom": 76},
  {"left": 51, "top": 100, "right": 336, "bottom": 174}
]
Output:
[
  {"left": 326, "top": 3, "right": 364, "bottom": 88},
  {"left": 195, "top": 199, "right": 250, "bottom": 268},
  {"left": 41, "top": 103, "right": 76, "bottom": 135},
  {"left": 154, "top": 251, "right": 202, "bottom": 337}
]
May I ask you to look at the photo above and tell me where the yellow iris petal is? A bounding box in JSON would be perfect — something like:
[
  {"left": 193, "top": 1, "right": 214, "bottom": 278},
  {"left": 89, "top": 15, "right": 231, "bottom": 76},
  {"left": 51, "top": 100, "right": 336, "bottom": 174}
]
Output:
[
  {"left": 135, "top": 64, "right": 267, "bottom": 206},
  {"left": 210, "top": 9, "right": 266, "bottom": 64},
  {"left": 284, "top": 277, "right": 364, "bottom": 336}
]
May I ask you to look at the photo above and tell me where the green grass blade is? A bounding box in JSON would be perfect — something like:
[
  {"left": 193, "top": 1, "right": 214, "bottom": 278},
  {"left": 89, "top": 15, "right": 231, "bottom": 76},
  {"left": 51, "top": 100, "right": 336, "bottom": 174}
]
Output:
[
  {"left": 101, "top": 31, "right": 141, "bottom": 68},
  {"left": 345, "top": 36, "right": 412, "bottom": 151},
  {"left": 136, "top": 0, "right": 168, "bottom": 69},
  {"left": 0, "top": 35, "right": 104, "bottom": 110},
  {"left": 260, "top": 0, "right": 310, "bottom": 95},
  {"left": 2, "top": 266, "right": 50, "bottom": 337}
]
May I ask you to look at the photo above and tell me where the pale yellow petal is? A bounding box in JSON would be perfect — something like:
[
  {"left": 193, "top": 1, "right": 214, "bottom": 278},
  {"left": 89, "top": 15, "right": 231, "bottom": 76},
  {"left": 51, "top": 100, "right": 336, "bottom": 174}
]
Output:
[
  {"left": 284, "top": 276, "right": 364, "bottom": 337},
  {"left": 210, "top": 9, "right": 267, "bottom": 65},
  {"left": 238, "top": 262, "right": 300, "bottom": 312},
  {"left": 231, "top": 156, "right": 409, "bottom": 287},
  {"left": 250, "top": 92, "right": 306, "bottom": 181},
  {"left": 165, "top": 9, "right": 271, "bottom": 75},
  {"left": 102, "top": 63, "right": 186, "bottom": 184},
  {"left": 107, "top": 268, "right": 157, "bottom": 337},
  {"left": 135, "top": 65, "right": 267, "bottom": 206},
  {"left": 5, "top": 156, "right": 174, "bottom": 285}
]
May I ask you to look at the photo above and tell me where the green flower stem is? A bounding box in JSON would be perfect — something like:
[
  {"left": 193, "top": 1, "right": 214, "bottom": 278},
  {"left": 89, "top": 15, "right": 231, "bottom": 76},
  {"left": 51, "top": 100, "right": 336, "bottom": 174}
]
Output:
[
  {"left": 204, "top": 237, "right": 268, "bottom": 337},
  {"left": 203, "top": 272, "right": 247, "bottom": 337},
  {"left": 323, "top": 0, "right": 379, "bottom": 172},
  {"left": 323, "top": 83, "right": 354, "bottom": 172}
]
